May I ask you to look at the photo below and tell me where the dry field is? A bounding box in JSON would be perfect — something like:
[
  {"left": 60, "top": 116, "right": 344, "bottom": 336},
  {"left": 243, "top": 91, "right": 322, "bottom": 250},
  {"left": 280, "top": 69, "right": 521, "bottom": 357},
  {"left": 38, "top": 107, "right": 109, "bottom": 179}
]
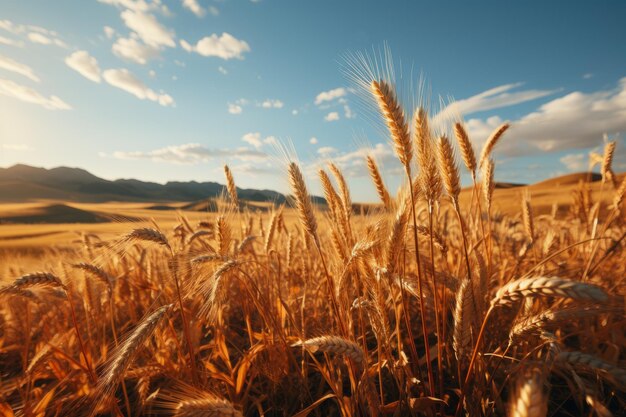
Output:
[{"left": 1, "top": 80, "right": 625, "bottom": 417}]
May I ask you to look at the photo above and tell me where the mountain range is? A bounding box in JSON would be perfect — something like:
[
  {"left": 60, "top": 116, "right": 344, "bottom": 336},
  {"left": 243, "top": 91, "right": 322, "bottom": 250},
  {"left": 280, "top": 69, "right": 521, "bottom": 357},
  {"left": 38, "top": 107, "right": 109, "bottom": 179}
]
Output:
[{"left": 0, "top": 164, "right": 290, "bottom": 203}]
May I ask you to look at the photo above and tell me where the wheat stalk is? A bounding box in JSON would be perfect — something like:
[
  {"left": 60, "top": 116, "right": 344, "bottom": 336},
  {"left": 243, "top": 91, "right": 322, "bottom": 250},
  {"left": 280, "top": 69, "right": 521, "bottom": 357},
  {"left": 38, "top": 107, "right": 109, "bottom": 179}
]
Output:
[
  {"left": 557, "top": 351, "right": 626, "bottom": 385},
  {"left": 175, "top": 396, "right": 242, "bottom": 417}
]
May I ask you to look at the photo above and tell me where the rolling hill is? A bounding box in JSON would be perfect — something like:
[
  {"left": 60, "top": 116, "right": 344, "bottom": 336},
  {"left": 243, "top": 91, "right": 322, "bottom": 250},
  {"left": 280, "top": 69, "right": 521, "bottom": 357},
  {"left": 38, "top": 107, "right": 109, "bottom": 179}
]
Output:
[{"left": 0, "top": 164, "right": 288, "bottom": 203}]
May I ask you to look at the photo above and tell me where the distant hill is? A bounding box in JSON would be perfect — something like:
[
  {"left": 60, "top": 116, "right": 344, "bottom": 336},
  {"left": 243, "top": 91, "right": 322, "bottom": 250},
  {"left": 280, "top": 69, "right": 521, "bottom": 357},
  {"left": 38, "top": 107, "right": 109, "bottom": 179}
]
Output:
[{"left": 0, "top": 164, "right": 290, "bottom": 204}]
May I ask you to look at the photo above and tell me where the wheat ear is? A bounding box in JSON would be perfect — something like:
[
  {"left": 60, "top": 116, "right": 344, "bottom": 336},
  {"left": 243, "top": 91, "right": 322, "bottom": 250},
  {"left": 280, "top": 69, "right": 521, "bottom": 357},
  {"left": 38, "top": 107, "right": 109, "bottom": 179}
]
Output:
[
  {"left": 478, "top": 123, "right": 509, "bottom": 169},
  {"left": 96, "top": 304, "right": 172, "bottom": 408},
  {"left": 293, "top": 335, "right": 365, "bottom": 365},
  {"left": 371, "top": 80, "right": 412, "bottom": 172},
  {"left": 452, "top": 279, "right": 475, "bottom": 361},
  {"left": 288, "top": 162, "right": 318, "bottom": 240},
  {"left": 437, "top": 134, "right": 461, "bottom": 205},
  {"left": 175, "top": 397, "right": 243, "bottom": 417},
  {"left": 223, "top": 164, "right": 240, "bottom": 208},
  {"left": 454, "top": 122, "right": 477, "bottom": 174},
  {"left": 491, "top": 277, "right": 608, "bottom": 307},
  {"left": 510, "top": 369, "right": 547, "bottom": 417},
  {"left": 366, "top": 155, "right": 393, "bottom": 210}
]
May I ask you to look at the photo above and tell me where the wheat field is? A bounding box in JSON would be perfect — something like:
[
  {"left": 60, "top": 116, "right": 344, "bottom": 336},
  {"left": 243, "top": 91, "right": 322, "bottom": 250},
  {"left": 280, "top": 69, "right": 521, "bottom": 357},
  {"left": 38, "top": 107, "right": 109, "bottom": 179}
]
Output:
[{"left": 1, "top": 79, "right": 625, "bottom": 417}]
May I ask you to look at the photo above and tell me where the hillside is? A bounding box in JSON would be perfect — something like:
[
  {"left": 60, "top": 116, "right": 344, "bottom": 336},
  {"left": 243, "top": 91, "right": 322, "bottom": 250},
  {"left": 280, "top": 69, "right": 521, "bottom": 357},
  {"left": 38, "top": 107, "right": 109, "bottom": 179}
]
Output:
[{"left": 0, "top": 164, "right": 287, "bottom": 203}]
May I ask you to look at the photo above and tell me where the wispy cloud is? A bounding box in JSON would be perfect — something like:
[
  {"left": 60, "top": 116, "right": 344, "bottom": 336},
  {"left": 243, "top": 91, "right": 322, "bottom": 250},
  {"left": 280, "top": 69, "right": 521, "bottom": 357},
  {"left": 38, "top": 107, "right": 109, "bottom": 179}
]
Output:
[
  {"left": 65, "top": 51, "right": 102, "bottom": 83},
  {"left": 182, "top": 0, "right": 208, "bottom": 17},
  {"left": 241, "top": 132, "right": 276, "bottom": 149},
  {"left": 27, "top": 32, "right": 67, "bottom": 48},
  {"left": 0, "top": 35, "right": 23, "bottom": 47},
  {"left": 112, "top": 143, "right": 267, "bottom": 163},
  {"left": 103, "top": 68, "right": 174, "bottom": 106},
  {"left": 435, "top": 82, "right": 558, "bottom": 125},
  {"left": 463, "top": 77, "right": 626, "bottom": 157},
  {"left": 0, "top": 54, "right": 39, "bottom": 82},
  {"left": 0, "top": 78, "right": 71, "bottom": 110},
  {"left": 181, "top": 33, "right": 250, "bottom": 60},
  {"left": 560, "top": 153, "right": 586, "bottom": 171}
]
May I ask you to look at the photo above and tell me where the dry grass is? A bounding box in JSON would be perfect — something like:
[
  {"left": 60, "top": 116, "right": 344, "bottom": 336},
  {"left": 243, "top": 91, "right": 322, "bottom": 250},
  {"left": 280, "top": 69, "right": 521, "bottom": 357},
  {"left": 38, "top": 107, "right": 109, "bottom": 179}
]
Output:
[{"left": 1, "top": 78, "right": 625, "bottom": 417}]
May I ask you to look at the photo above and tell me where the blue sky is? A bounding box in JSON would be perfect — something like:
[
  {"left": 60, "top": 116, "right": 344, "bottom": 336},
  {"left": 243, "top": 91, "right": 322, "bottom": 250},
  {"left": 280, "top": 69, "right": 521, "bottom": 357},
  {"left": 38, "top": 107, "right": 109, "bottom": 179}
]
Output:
[{"left": 0, "top": 0, "right": 625, "bottom": 201}]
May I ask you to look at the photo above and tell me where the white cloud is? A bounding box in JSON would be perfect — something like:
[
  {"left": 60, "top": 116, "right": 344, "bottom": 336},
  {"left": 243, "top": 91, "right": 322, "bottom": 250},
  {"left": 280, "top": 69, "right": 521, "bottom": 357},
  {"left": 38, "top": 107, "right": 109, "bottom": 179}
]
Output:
[
  {"left": 343, "top": 104, "right": 354, "bottom": 119},
  {"left": 112, "top": 143, "right": 266, "bottom": 163},
  {"left": 2, "top": 143, "right": 32, "bottom": 151},
  {"left": 292, "top": 109, "right": 298, "bottom": 115},
  {"left": 0, "top": 54, "right": 39, "bottom": 82},
  {"left": 583, "top": 73, "right": 594, "bottom": 80},
  {"left": 434, "top": 82, "right": 557, "bottom": 126},
  {"left": 0, "top": 78, "right": 71, "bottom": 110},
  {"left": 228, "top": 103, "right": 242, "bottom": 114},
  {"left": 120, "top": 10, "right": 175, "bottom": 48},
  {"left": 104, "top": 26, "right": 116, "bottom": 39},
  {"left": 324, "top": 111, "right": 339, "bottom": 122},
  {"left": 208, "top": 6, "right": 219, "bottom": 16},
  {"left": 149, "top": 69, "right": 156, "bottom": 77},
  {"left": 182, "top": 0, "right": 205, "bottom": 17},
  {"left": 560, "top": 153, "right": 586, "bottom": 171},
  {"left": 463, "top": 77, "right": 626, "bottom": 157},
  {"left": 309, "top": 137, "right": 318, "bottom": 144},
  {"left": 260, "top": 99, "right": 283, "bottom": 109},
  {"left": 317, "top": 146, "right": 337, "bottom": 156},
  {"left": 241, "top": 132, "right": 277, "bottom": 149},
  {"left": 218, "top": 66, "right": 228, "bottom": 75},
  {"left": 112, "top": 36, "right": 159, "bottom": 64},
  {"left": 319, "top": 142, "right": 401, "bottom": 178},
  {"left": 315, "top": 87, "right": 347, "bottom": 105},
  {"left": 0, "top": 36, "right": 23, "bottom": 47},
  {"left": 102, "top": 68, "right": 174, "bottom": 106},
  {"left": 180, "top": 33, "right": 250, "bottom": 60},
  {"left": 242, "top": 132, "right": 263, "bottom": 148},
  {"left": 98, "top": 0, "right": 152, "bottom": 12},
  {"left": 65, "top": 51, "right": 101, "bottom": 83},
  {"left": 27, "top": 32, "right": 67, "bottom": 48}
]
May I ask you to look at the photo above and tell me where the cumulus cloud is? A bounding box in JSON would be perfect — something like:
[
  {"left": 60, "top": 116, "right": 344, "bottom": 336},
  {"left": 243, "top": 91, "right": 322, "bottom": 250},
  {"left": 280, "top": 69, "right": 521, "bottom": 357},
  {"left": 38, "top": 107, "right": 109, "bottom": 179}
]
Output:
[
  {"left": 103, "top": 68, "right": 174, "bottom": 106},
  {"left": 241, "top": 132, "right": 277, "bottom": 149},
  {"left": 112, "top": 36, "right": 159, "bottom": 64},
  {"left": 315, "top": 87, "right": 347, "bottom": 105},
  {"left": 104, "top": 26, "right": 116, "bottom": 39},
  {"left": 180, "top": 33, "right": 250, "bottom": 60},
  {"left": 0, "top": 78, "right": 71, "bottom": 110},
  {"left": 309, "top": 137, "right": 318, "bottom": 144},
  {"left": 260, "top": 99, "right": 283, "bottom": 109},
  {"left": 120, "top": 10, "right": 175, "bottom": 48},
  {"left": 0, "top": 54, "right": 39, "bottom": 82},
  {"left": 182, "top": 0, "right": 206, "bottom": 17},
  {"left": 228, "top": 103, "right": 242, "bottom": 114},
  {"left": 242, "top": 132, "right": 263, "bottom": 148},
  {"left": 324, "top": 111, "right": 339, "bottom": 122},
  {"left": 112, "top": 143, "right": 266, "bottom": 163},
  {"left": 463, "top": 77, "right": 626, "bottom": 157},
  {"left": 317, "top": 146, "right": 337, "bottom": 156},
  {"left": 65, "top": 51, "right": 101, "bottom": 83}
]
